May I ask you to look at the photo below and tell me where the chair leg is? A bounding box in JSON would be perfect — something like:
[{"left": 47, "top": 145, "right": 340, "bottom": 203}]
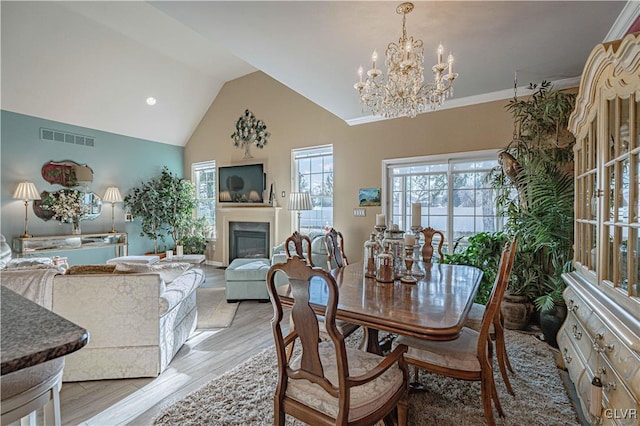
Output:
[
  {"left": 396, "top": 398, "right": 408, "bottom": 426},
  {"left": 489, "top": 372, "right": 505, "bottom": 419},
  {"left": 480, "top": 376, "right": 496, "bottom": 426},
  {"left": 495, "top": 333, "right": 515, "bottom": 396},
  {"left": 273, "top": 398, "right": 285, "bottom": 426},
  {"left": 498, "top": 312, "right": 514, "bottom": 373}
]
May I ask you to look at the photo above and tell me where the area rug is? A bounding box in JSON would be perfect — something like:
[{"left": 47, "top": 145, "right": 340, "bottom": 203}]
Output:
[
  {"left": 196, "top": 288, "right": 239, "bottom": 329},
  {"left": 153, "top": 330, "right": 579, "bottom": 425}
]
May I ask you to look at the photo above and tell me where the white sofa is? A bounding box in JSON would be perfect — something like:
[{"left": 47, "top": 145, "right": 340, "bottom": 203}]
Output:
[
  {"left": 271, "top": 231, "right": 331, "bottom": 270},
  {"left": 2, "top": 264, "right": 204, "bottom": 381}
]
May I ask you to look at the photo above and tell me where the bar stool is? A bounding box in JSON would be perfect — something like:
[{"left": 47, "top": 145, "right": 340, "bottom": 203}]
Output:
[{"left": 1, "top": 358, "right": 64, "bottom": 426}]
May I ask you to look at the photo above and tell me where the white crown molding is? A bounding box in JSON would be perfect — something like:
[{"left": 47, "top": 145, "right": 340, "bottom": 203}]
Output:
[
  {"left": 345, "top": 76, "right": 582, "bottom": 127},
  {"left": 605, "top": 1, "right": 640, "bottom": 42}
]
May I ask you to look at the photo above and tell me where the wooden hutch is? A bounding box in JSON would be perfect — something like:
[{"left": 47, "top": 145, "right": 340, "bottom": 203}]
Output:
[{"left": 558, "top": 32, "right": 640, "bottom": 425}]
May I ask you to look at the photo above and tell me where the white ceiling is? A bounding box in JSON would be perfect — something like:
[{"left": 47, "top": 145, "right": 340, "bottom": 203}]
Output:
[{"left": 1, "top": 1, "right": 635, "bottom": 146}]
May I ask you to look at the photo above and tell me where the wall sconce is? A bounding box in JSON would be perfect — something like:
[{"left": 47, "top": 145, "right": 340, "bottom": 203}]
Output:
[
  {"left": 102, "top": 187, "right": 123, "bottom": 233},
  {"left": 13, "top": 182, "right": 41, "bottom": 238},
  {"left": 288, "top": 192, "right": 312, "bottom": 232}
]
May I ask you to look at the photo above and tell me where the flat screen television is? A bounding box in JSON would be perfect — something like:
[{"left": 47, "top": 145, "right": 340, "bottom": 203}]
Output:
[{"left": 218, "top": 162, "right": 266, "bottom": 204}]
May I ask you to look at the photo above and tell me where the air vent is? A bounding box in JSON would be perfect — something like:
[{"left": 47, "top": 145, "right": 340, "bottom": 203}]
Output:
[{"left": 40, "top": 128, "right": 95, "bottom": 147}]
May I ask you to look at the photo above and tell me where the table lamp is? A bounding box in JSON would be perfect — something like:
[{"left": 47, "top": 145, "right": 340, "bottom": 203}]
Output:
[
  {"left": 288, "top": 192, "right": 312, "bottom": 232},
  {"left": 13, "top": 181, "right": 41, "bottom": 238},
  {"left": 103, "top": 187, "right": 123, "bottom": 233}
]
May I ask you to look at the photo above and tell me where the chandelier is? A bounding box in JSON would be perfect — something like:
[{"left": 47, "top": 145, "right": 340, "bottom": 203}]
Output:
[{"left": 353, "top": 2, "right": 458, "bottom": 118}]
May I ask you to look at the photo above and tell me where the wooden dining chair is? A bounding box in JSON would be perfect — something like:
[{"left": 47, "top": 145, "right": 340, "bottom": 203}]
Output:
[
  {"left": 465, "top": 236, "right": 518, "bottom": 397},
  {"left": 324, "top": 228, "right": 348, "bottom": 270},
  {"left": 420, "top": 227, "right": 444, "bottom": 263},
  {"left": 266, "top": 257, "right": 410, "bottom": 426},
  {"left": 394, "top": 238, "right": 517, "bottom": 426},
  {"left": 285, "top": 231, "right": 314, "bottom": 266}
]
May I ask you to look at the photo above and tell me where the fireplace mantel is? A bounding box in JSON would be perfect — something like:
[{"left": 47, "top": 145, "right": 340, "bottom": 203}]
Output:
[{"left": 217, "top": 206, "right": 281, "bottom": 266}]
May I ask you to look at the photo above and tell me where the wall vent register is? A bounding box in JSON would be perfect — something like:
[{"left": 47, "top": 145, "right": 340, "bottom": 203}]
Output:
[{"left": 40, "top": 128, "right": 95, "bottom": 147}]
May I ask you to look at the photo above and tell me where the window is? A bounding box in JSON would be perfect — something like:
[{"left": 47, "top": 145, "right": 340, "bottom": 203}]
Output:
[
  {"left": 292, "top": 145, "right": 333, "bottom": 232},
  {"left": 192, "top": 161, "right": 216, "bottom": 238},
  {"left": 383, "top": 150, "right": 503, "bottom": 253}
]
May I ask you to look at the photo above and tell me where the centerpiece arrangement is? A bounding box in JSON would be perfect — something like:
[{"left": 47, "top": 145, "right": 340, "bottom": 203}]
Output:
[{"left": 41, "top": 188, "right": 86, "bottom": 234}]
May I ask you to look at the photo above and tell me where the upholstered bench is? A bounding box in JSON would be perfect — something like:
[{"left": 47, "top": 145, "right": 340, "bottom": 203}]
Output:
[{"left": 224, "top": 258, "right": 270, "bottom": 302}]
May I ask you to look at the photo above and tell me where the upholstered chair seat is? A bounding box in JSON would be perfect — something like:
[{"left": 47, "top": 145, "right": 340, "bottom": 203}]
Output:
[
  {"left": 396, "top": 328, "right": 481, "bottom": 373},
  {"left": 288, "top": 342, "right": 406, "bottom": 422}
]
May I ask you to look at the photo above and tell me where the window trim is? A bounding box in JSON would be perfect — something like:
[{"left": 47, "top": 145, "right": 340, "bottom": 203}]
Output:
[{"left": 191, "top": 160, "right": 217, "bottom": 239}]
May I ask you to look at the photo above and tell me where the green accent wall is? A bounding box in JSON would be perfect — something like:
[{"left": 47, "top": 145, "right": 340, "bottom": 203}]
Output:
[{"left": 1, "top": 110, "right": 184, "bottom": 265}]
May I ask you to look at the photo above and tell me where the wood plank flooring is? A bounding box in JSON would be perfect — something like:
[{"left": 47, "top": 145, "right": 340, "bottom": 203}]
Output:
[{"left": 59, "top": 265, "right": 277, "bottom": 426}]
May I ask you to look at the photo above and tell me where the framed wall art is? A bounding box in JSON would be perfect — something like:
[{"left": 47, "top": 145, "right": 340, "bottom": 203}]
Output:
[{"left": 359, "top": 188, "right": 381, "bottom": 206}]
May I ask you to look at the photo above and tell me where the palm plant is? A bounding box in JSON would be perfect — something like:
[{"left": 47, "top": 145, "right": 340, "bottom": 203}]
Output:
[{"left": 491, "top": 81, "right": 576, "bottom": 311}]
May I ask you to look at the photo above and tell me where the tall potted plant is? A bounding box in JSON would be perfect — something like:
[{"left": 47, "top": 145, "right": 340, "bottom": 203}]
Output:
[
  {"left": 491, "top": 81, "right": 576, "bottom": 343},
  {"left": 125, "top": 167, "right": 197, "bottom": 254}
]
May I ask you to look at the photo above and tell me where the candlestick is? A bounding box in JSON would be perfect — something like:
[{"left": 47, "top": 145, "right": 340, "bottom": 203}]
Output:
[{"left": 401, "top": 246, "right": 417, "bottom": 284}]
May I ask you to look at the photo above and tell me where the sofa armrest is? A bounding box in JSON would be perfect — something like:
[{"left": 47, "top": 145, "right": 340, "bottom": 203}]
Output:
[{"left": 159, "top": 268, "right": 204, "bottom": 315}]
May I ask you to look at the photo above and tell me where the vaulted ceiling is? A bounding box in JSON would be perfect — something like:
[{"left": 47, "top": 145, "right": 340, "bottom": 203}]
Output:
[{"left": 1, "top": 1, "right": 635, "bottom": 146}]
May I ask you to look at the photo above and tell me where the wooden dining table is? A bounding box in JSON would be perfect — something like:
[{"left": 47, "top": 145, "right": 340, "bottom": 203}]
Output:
[{"left": 276, "top": 261, "right": 483, "bottom": 354}]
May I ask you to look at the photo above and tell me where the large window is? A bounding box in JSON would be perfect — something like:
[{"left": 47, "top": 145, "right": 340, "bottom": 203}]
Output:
[
  {"left": 292, "top": 145, "right": 333, "bottom": 232},
  {"left": 384, "top": 150, "right": 503, "bottom": 253},
  {"left": 191, "top": 161, "right": 216, "bottom": 238}
]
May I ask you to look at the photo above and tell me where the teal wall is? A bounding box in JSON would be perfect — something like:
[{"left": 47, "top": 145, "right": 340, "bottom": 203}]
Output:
[{"left": 1, "top": 110, "right": 184, "bottom": 265}]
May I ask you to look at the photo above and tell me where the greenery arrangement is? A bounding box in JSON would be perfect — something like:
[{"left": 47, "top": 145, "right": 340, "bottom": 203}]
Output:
[
  {"left": 442, "top": 232, "right": 508, "bottom": 305},
  {"left": 125, "top": 167, "right": 205, "bottom": 254},
  {"left": 490, "top": 81, "right": 576, "bottom": 311},
  {"left": 41, "top": 189, "right": 86, "bottom": 223}
]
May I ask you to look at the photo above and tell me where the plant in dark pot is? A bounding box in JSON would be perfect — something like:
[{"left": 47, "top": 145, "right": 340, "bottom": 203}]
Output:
[{"left": 490, "top": 81, "right": 576, "bottom": 345}]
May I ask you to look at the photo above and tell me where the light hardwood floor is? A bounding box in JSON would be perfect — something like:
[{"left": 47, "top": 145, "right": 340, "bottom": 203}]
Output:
[{"left": 59, "top": 265, "right": 277, "bottom": 426}]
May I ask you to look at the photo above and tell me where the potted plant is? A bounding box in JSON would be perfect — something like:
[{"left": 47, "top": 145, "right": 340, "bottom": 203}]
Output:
[
  {"left": 441, "top": 231, "right": 508, "bottom": 305},
  {"left": 490, "top": 81, "right": 576, "bottom": 342},
  {"left": 125, "top": 167, "right": 198, "bottom": 254}
]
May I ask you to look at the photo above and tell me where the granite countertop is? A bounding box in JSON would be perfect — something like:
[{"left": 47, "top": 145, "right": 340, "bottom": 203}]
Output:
[{"left": 1, "top": 285, "right": 89, "bottom": 375}]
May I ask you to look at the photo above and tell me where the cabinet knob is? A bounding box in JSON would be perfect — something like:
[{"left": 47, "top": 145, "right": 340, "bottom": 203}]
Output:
[
  {"left": 567, "top": 299, "right": 579, "bottom": 312},
  {"left": 563, "top": 347, "right": 572, "bottom": 364},
  {"left": 604, "top": 382, "right": 617, "bottom": 392}
]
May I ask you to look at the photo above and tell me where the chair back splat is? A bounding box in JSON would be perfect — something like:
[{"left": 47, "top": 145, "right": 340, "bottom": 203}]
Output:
[
  {"left": 266, "top": 257, "right": 410, "bottom": 425},
  {"left": 285, "top": 231, "right": 314, "bottom": 266},
  {"left": 324, "top": 228, "right": 348, "bottom": 270}
]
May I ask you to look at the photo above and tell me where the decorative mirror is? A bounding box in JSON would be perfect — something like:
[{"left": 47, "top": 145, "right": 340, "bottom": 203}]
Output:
[
  {"left": 41, "top": 160, "right": 94, "bottom": 187},
  {"left": 33, "top": 190, "right": 102, "bottom": 221}
]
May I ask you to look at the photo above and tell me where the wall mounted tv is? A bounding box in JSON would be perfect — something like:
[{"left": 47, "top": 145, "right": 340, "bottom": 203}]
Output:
[{"left": 218, "top": 163, "right": 266, "bottom": 204}]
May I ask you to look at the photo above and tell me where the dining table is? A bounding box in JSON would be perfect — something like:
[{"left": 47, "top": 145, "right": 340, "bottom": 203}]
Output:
[
  {"left": 276, "top": 260, "right": 483, "bottom": 354},
  {"left": 1, "top": 285, "right": 89, "bottom": 375}
]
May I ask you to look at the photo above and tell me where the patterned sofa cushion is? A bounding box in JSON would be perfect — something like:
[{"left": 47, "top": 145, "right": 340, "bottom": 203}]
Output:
[{"left": 114, "top": 262, "right": 191, "bottom": 283}]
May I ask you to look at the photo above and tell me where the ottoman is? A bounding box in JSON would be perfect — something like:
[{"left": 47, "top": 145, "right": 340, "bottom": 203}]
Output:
[{"left": 225, "top": 258, "right": 271, "bottom": 302}]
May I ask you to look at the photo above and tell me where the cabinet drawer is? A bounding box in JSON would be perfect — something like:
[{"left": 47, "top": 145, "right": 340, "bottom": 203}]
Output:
[
  {"left": 599, "top": 355, "right": 640, "bottom": 426},
  {"left": 558, "top": 328, "right": 586, "bottom": 386}
]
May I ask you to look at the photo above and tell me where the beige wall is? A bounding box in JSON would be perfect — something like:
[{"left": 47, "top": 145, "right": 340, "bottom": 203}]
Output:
[{"left": 185, "top": 71, "right": 514, "bottom": 263}]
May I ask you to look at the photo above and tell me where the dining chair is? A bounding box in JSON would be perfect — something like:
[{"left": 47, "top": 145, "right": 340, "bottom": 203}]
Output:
[
  {"left": 420, "top": 227, "right": 444, "bottom": 263},
  {"left": 394, "top": 238, "right": 517, "bottom": 426},
  {"left": 266, "top": 257, "right": 410, "bottom": 426},
  {"left": 324, "top": 228, "right": 348, "bottom": 270},
  {"left": 285, "top": 231, "right": 314, "bottom": 266},
  {"left": 1, "top": 358, "right": 64, "bottom": 426},
  {"left": 282, "top": 232, "right": 359, "bottom": 359},
  {"left": 465, "top": 237, "right": 519, "bottom": 396}
]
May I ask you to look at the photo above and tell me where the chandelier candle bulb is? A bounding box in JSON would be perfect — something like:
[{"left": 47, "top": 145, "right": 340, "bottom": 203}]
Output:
[
  {"left": 411, "top": 203, "right": 421, "bottom": 227},
  {"left": 448, "top": 53, "right": 454, "bottom": 74},
  {"left": 438, "top": 44, "right": 444, "bottom": 64}
]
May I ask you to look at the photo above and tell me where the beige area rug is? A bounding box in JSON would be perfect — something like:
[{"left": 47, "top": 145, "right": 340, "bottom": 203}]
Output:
[
  {"left": 196, "top": 288, "right": 239, "bottom": 329},
  {"left": 153, "top": 330, "right": 579, "bottom": 425}
]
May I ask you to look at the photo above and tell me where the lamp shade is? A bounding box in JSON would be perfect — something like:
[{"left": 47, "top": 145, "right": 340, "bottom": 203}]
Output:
[
  {"left": 13, "top": 182, "right": 40, "bottom": 201},
  {"left": 103, "top": 187, "right": 123, "bottom": 203},
  {"left": 288, "top": 192, "right": 312, "bottom": 211}
]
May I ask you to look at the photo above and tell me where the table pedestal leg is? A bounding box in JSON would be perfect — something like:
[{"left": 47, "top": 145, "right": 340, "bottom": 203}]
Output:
[{"left": 360, "top": 327, "right": 382, "bottom": 355}]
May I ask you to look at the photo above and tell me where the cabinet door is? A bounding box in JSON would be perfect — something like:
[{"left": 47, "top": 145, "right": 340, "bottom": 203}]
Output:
[{"left": 600, "top": 96, "right": 639, "bottom": 298}]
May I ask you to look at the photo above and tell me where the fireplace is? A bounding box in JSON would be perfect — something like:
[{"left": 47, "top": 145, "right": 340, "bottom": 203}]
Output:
[{"left": 229, "top": 221, "right": 270, "bottom": 262}]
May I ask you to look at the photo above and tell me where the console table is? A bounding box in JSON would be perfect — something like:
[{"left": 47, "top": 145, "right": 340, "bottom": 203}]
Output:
[{"left": 12, "top": 232, "right": 128, "bottom": 258}]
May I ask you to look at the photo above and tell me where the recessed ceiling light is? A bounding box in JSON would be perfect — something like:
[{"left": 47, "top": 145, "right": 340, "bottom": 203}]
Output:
[{"left": 146, "top": 97, "right": 157, "bottom": 106}]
